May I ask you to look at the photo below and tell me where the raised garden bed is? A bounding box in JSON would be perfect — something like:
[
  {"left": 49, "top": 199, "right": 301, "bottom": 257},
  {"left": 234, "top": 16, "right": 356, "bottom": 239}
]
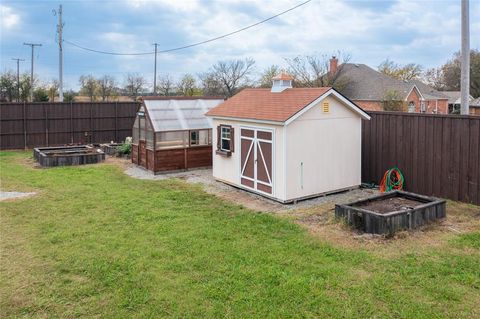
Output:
[
  {"left": 99, "top": 143, "right": 123, "bottom": 155},
  {"left": 33, "top": 145, "right": 105, "bottom": 167},
  {"left": 335, "top": 190, "right": 446, "bottom": 234}
]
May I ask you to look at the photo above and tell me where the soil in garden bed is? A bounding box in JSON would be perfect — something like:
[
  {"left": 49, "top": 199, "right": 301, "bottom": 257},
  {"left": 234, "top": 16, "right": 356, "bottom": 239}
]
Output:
[{"left": 353, "top": 196, "right": 425, "bottom": 214}]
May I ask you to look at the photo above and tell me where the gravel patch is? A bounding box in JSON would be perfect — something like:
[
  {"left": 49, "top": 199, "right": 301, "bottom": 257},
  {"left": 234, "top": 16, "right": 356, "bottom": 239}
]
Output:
[
  {"left": 1, "top": 191, "right": 36, "bottom": 201},
  {"left": 124, "top": 165, "right": 379, "bottom": 213}
]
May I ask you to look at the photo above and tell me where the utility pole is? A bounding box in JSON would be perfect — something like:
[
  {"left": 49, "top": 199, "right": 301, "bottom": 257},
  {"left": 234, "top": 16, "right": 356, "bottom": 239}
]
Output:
[
  {"left": 153, "top": 43, "right": 158, "bottom": 94},
  {"left": 54, "top": 4, "right": 64, "bottom": 102},
  {"left": 23, "top": 42, "right": 42, "bottom": 102},
  {"left": 12, "top": 58, "right": 25, "bottom": 102},
  {"left": 460, "top": 0, "right": 470, "bottom": 115}
]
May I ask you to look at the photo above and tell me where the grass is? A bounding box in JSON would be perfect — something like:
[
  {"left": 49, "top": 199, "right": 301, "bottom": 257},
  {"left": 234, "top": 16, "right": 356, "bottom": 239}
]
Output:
[{"left": 1, "top": 151, "right": 479, "bottom": 318}]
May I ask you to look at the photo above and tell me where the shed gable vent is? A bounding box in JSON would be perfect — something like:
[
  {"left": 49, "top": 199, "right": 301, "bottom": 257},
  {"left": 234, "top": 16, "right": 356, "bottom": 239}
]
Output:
[{"left": 322, "top": 102, "right": 330, "bottom": 113}]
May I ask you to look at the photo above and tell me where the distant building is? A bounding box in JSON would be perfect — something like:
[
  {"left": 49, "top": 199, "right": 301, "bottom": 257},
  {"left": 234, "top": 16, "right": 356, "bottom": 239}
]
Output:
[
  {"left": 442, "top": 91, "right": 480, "bottom": 115},
  {"left": 329, "top": 58, "right": 449, "bottom": 114}
]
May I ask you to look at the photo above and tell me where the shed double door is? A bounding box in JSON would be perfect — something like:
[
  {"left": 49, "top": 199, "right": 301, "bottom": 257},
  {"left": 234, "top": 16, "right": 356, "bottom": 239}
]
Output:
[{"left": 240, "top": 128, "right": 273, "bottom": 195}]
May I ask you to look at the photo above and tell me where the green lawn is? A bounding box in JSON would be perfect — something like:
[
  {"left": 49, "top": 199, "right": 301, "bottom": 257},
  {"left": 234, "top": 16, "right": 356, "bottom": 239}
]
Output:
[{"left": 1, "top": 151, "right": 479, "bottom": 318}]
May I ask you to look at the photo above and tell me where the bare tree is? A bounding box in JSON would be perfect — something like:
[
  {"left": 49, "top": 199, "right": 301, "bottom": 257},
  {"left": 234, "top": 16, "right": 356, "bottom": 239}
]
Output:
[
  {"left": 98, "top": 75, "right": 116, "bottom": 101},
  {"left": 423, "top": 68, "right": 446, "bottom": 90},
  {"left": 177, "top": 74, "right": 197, "bottom": 96},
  {"left": 258, "top": 65, "right": 281, "bottom": 88},
  {"left": 198, "top": 72, "right": 224, "bottom": 96},
  {"left": 124, "top": 73, "right": 147, "bottom": 100},
  {"left": 378, "top": 59, "right": 423, "bottom": 81},
  {"left": 47, "top": 79, "right": 59, "bottom": 102},
  {"left": 157, "top": 74, "right": 175, "bottom": 96},
  {"left": 285, "top": 52, "right": 351, "bottom": 90},
  {"left": 79, "top": 75, "right": 98, "bottom": 102},
  {"left": 206, "top": 58, "right": 255, "bottom": 97}
]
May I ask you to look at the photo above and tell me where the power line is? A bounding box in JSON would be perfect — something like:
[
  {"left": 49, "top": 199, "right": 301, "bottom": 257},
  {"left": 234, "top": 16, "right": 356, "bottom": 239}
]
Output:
[{"left": 64, "top": 0, "right": 311, "bottom": 56}]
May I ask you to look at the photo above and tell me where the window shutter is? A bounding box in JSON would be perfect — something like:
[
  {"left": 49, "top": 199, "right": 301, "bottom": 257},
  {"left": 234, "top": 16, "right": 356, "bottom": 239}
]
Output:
[
  {"left": 217, "top": 125, "right": 221, "bottom": 150},
  {"left": 230, "top": 127, "right": 235, "bottom": 152}
]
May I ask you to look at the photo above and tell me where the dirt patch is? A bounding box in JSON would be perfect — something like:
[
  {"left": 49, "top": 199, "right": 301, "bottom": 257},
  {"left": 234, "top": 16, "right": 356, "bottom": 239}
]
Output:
[
  {"left": 354, "top": 196, "right": 424, "bottom": 214},
  {"left": 0, "top": 191, "right": 36, "bottom": 201},
  {"left": 104, "top": 156, "right": 131, "bottom": 170}
]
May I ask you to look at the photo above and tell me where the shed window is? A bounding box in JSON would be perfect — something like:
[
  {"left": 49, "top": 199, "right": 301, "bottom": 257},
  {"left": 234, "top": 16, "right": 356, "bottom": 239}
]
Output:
[
  {"left": 139, "top": 115, "right": 145, "bottom": 140},
  {"left": 155, "top": 131, "right": 188, "bottom": 150},
  {"left": 221, "top": 126, "right": 231, "bottom": 151},
  {"left": 145, "top": 117, "right": 154, "bottom": 150},
  {"left": 190, "top": 129, "right": 210, "bottom": 147},
  {"left": 132, "top": 117, "right": 139, "bottom": 144},
  {"left": 190, "top": 131, "right": 199, "bottom": 146}
]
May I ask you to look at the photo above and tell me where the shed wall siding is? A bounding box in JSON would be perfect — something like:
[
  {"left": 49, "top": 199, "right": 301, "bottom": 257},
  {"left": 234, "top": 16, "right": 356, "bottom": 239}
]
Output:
[
  {"left": 211, "top": 119, "right": 286, "bottom": 201},
  {"left": 285, "top": 96, "right": 362, "bottom": 200}
]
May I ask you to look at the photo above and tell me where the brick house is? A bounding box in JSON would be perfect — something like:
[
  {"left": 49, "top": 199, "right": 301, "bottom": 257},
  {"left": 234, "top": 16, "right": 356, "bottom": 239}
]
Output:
[
  {"left": 329, "top": 57, "right": 449, "bottom": 114},
  {"left": 443, "top": 91, "right": 480, "bottom": 115}
]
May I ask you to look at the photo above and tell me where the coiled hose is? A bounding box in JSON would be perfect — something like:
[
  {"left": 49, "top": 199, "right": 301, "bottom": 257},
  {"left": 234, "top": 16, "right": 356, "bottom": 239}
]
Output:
[{"left": 380, "top": 167, "right": 404, "bottom": 192}]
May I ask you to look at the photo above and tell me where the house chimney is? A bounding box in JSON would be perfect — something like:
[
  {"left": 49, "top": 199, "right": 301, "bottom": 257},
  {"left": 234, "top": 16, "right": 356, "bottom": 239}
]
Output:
[
  {"left": 271, "top": 72, "right": 293, "bottom": 93},
  {"left": 329, "top": 56, "right": 338, "bottom": 75}
]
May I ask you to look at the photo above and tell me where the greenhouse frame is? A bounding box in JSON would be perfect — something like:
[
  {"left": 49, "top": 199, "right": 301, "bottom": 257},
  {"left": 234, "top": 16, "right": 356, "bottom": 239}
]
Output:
[{"left": 131, "top": 96, "right": 224, "bottom": 173}]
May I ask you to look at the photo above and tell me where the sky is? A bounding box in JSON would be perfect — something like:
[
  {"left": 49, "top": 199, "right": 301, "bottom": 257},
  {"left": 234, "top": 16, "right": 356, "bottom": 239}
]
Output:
[{"left": 1, "top": 0, "right": 479, "bottom": 91}]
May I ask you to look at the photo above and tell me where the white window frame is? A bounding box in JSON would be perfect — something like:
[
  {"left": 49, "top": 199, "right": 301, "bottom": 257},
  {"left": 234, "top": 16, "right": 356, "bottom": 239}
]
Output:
[
  {"left": 220, "top": 126, "right": 231, "bottom": 152},
  {"left": 190, "top": 130, "right": 199, "bottom": 146}
]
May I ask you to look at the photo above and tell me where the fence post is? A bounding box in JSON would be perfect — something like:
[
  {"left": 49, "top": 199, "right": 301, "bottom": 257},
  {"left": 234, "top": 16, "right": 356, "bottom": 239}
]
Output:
[{"left": 23, "top": 101, "right": 27, "bottom": 149}]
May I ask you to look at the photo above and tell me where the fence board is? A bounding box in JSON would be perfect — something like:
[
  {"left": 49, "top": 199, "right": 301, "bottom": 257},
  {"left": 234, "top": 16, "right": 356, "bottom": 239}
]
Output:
[{"left": 362, "top": 112, "right": 480, "bottom": 205}]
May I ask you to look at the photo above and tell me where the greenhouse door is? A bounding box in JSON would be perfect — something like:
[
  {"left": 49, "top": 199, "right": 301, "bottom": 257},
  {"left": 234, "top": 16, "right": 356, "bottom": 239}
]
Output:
[{"left": 240, "top": 128, "right": 273, "bottom": 195}]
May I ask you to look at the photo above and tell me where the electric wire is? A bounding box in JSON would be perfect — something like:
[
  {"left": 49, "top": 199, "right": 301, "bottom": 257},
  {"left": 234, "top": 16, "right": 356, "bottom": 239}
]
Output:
[{"left": 63, "top": 0, "right": 312, "bottom": 56}]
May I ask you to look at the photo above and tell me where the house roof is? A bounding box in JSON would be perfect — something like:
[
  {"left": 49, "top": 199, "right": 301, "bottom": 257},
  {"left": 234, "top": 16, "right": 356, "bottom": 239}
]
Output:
[
  {"left": 471, "top": 97, "right": 480, "bottom": 107},
  {"left": 442, "top": 91, "right": 476, "bottom": 105},
  {"left": 336, "top": 63, "right": 447, "bottom": 101},
  {"left": 142, "top": 97, "right": 224, "bottom": 132},
  {"left": 141, "top": 96, "right": 224, "bottom": 101},
  {"left": 205, "top": 87, "right": 370, "bottom": 122},
  {"left": 408, "top": 80, "right": 448, "bottom": 100}
]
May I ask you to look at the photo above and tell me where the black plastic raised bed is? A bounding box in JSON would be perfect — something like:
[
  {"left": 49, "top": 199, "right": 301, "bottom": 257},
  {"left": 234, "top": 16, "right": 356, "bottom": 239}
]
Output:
[
  {"left": 33, "top": 145, "right": 105, "bottom": 167},
  {"left": 335, "top": 190, "right": 446, "bottom": 234}
]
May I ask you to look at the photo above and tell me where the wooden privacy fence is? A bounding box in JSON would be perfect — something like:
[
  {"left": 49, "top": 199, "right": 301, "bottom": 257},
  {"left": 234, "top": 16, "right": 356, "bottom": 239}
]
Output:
[
  {"left": 0, "top": 102, "right": 140, "bottom": 149},
  {"left": 362, "top": 111, "right": 480, "bottom": 205}
]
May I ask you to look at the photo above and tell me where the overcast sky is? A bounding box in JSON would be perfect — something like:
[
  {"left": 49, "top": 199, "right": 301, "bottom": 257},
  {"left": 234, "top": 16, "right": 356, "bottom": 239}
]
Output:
[{"left": 1, "top": 0, "right": 479, "bottom": 91}]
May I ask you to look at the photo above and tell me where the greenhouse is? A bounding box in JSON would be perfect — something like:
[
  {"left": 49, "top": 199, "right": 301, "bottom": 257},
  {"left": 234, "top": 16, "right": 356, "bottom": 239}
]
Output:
[{"left": 131, "top": 96, "right": 224, "bottom": 173}]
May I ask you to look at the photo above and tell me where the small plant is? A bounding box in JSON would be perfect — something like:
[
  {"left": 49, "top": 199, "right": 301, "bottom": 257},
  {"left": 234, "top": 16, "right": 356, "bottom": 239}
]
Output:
[{"left": 116, "top": 140, "right": 132, "bottom": 156}]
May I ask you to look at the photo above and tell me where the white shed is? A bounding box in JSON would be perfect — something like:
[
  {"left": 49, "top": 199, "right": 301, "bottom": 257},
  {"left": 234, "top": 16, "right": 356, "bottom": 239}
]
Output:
[{"left": 205, "top": 74, "right": 371, "bottom": 203}]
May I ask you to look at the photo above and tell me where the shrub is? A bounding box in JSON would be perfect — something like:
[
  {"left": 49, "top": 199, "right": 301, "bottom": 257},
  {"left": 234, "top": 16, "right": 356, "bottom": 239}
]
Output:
[
  {"left": 116, "top": 141, "right": 132, "bottom": 156},
  {"left": 383, "top": 90, "right": 405, "bottom": 111}
]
